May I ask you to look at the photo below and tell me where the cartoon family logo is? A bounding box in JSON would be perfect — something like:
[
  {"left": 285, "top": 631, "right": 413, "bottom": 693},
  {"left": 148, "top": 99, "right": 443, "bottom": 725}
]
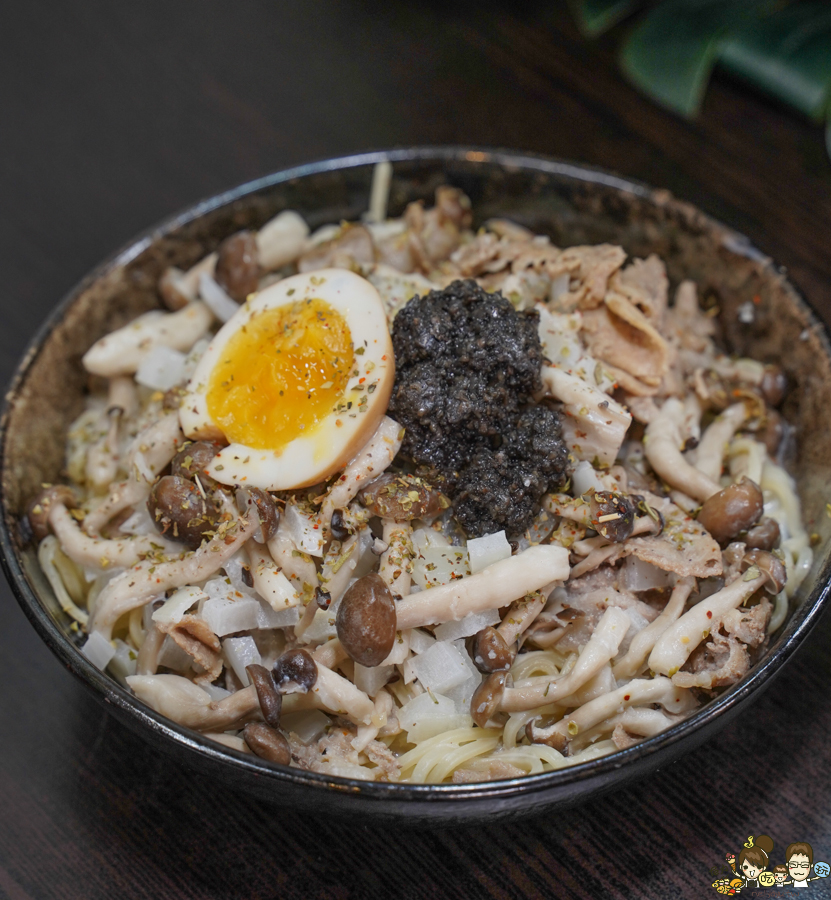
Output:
[{"left": 710, "top": 834, "right": 831, "bottom": 893}]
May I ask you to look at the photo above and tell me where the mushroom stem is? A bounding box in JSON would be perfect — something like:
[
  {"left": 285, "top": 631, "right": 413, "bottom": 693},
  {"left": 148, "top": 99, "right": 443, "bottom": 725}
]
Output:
[
  {"left": 90, "top": 511, "right": 258, "bottom": 640},
  {"left": 648, "top": 570, "right": 765, "bottom": 676},
  {"left": 84, "top": 412, "right": 184, "bottom": 535},
  {"left": 82, "top": 301, "right": 213, "bottom": 377},
  {"left": 379, "top": 520, "right": 413, "bottom": 599},
  {"left": 50, "top": 502, "right": 179, "bottom": 569},
  {"left": 500, "top": 607, "right": 630, "bottom": 712},
  {"left": 319, "top": 416, "right": 403, "bottom": 528},
  {"left": 282, "top": 660, "right": 375, "bottom": 726},
  {"left": 267, "top": 516, "right": 319, "bottom": 595},
  {"left": 245, "top": 541, "right": 300, "bottom": 611},
  {"left": 694, "top": 402, "right": 748, "bottom": 482},
  {"left": 126, "top": 675, "right": 259, "bottom": 731},
  {"left": 395, "top": 545, "right": 569, "bottom": 630},
  {"left": 645, "top": 398, "right": 720, "bottom": 503},
  {"left": 612, "top": 576, "right": 696, "bottom": 679},
  {"left": 256, "top": 210, "right": 310, "bottom": 271},
  {"left": 530, "top": 677, "right": 692, "bottom": 745},
  {"left": 497, "top": 590, "right": 546, "bottom": 647}
]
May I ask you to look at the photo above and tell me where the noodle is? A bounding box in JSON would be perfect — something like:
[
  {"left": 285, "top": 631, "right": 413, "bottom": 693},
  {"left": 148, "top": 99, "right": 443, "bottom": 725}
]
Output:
[{"left": 29, "top": 171, "right": 812, "bottom": 783}]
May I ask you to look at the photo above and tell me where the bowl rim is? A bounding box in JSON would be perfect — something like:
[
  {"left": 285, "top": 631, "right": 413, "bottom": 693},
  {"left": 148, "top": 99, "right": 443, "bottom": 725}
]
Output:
[{"left": 2, "top": 145, "right": 830, "bottom": 805}]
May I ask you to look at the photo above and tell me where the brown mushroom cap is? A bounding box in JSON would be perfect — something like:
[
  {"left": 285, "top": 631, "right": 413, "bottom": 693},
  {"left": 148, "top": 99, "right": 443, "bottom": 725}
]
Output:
[
  {"left": 170, "top": 440, "right": 223, "bottom": 488},
  {"left": 743, "top": 517, "right": 781, "bottom": 552},
  {"left": 214, "top": 230, "right": 260, "bottom": 303},
  {"left": 589, "top": 490, "right": 636, "bottom": 542},
  {"left": 242, "top": 722, "right": 291, "bottom": 765},
  {"left": 470, "top": 672, "right": 506, "bottom": 729},
  {"left": 336, "top": 572, "right": 397, "bottom": 667},
  {"left": 147, "top": 475, "right": 219, "bottom": 550},
  {"left": 246, "top": 663, "right": 282, "bottom": 727},
  {"left": 696, "top": 478, "right": 764, "bottom": 545},
  {"left": 358, "top": 472, "right": 447, "bottom": 522},
  {"left": 760, "top": 365, "right": 787, "bottom": 408},
  {"left": 467, "top": 626, "right": 514, "bottom": 674},
  {"left": 27, "top": 485, "right": 77, "bottom": 541},
  {"left": 235, "top": 487, "right": 280, "bottom": 542},
  {"left": 740, "top": 549, "right": 787, "bottom": 595},
  {"left": 272, "top": 648, "right": 318, "bottom": 694}
]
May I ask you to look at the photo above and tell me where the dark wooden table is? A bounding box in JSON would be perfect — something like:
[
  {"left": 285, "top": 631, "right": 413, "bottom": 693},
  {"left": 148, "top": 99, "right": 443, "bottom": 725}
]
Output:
[{"left": 3, "top": 3, "right": 831, "bottom": 898}]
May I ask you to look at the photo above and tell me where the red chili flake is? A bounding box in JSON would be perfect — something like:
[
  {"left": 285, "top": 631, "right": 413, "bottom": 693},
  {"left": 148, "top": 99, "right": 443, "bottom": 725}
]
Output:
[
  {"left": 706, "top": 610, "right": 713, "bottom": 619},
  {"left": 623, "top": 694, "right": 630, "bottom": 701}
]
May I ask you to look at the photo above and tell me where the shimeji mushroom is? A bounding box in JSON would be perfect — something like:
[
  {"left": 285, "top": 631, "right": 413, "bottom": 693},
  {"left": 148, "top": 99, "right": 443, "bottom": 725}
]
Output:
[
  {"left": 89, "top": 509, "right": 259, "bottom": 640},
  {"left": 158, "top": 254, "right": 218, "bottom": 311},
  {"left": 499, "top": 607, "right": 631, "bottom": 713},
  {"left": 693, "top": 402, "right": 749, "bottom": 483},
  {"left": 126, "top": 673, "right": 260, "bottom": 731},
  {"left": 613, "top": 576, "right": 696, "bottom": 679},
  {"left": 648, "top": 552, "right": 784, "bottom": 678},
  {"left": 526, "top": 677, "right": 694, "bottom": 747},
  {"left": 85, "top": 376, "right": 138, "bottom": 493},
  {"left": 36, "top": 494, "right": 179, "bottom": 570},
  {"left": 266, "top": 515, "right": 320, "bottom": 596},
  {"left": 82, "top": 301, "right": 213, "bottom": 378},
  {"left": 244, "top": 541, "right": 301, "bottom": 611},
  {"left": 394, "top": 545, "right": 569, "bottom": 631},
  {"left": 541, "top": 365, "right": 631, "bottom": 467},
  {"left": 496, "top": 590, "right": 547, "bottom": 648},
  {"left": 319, "top": 416, "right": 403, "bottom": 528},
  {"left": 378, "top": 521, "right": 413, "bottom": 599},
  {"left": 83, "top": 412, "right": 185, "bottom": 535},
  {"left": 644, "top": 397, "right": 720, "bottom": 503},
  {"left": 281, "top": 660, "right": 376, "bottom": 726}
]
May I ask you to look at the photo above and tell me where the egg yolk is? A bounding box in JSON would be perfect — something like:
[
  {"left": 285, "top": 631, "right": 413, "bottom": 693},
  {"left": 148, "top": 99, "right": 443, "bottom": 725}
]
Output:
[{"left": 206, "top": 298, "right": 354, "bottom": 451}]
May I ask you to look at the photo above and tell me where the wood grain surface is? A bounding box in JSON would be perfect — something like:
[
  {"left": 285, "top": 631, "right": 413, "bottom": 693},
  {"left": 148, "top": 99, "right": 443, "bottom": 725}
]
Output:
[{"left": 2, "top": 2, "right": 831, "bottom": 898}]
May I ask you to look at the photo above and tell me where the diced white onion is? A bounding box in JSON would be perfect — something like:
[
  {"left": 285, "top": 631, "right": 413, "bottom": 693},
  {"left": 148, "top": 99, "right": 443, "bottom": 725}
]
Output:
[
  {"left": 283, "top": 503, "right": 326, "bottom": 557},
  {"left": 135, "top": 345, "right": 188, "bottom": 391},
  {"left": 411, "top": 546, "right": 470, "bottom": 590},
  {"left": 222, "top": 636, "right": 261, "bottom": 686},
  {"left": 467, "top": 531, "right": 512, "bottom": 574},
  {"left": 410, "top": 641, "right": 471, "bottom": 694},
  {"left": 434, "top": 608, "right": 501, "bottom": 642},
  {"left": 158, "top": 636, "right": 192, "bottom": 671},
  {"left": 407, "top": 628, "right": 437, "bottom": 654},
  {"left": 82, "top": 631, "right": 116, "bottom": 670},
  {"left": 621, "top": 556, "right": 673, "bottom": 593},
  {"left": 256, "top": 601, "right": 300, "bottom": 630},
  {"left": 397, "top": 691, "right": 469, "bottom": 742},
  {"left": 572, "top": 460, "right": 607, "bottom": 497},
  {"left": 108, "top": 638, "right": 138, "bottom": 681},
  {"left": 300, "top": 605, "right": 339, "bottom": 644},
  {"left": 353, "top": 663, "right": 394, "bottom": 697},
  {"left": 202, "top": 596, "right": 261, "bottom": 636},
  {"left": 281, "top": 709, "right": 330, "bottom": 744}
]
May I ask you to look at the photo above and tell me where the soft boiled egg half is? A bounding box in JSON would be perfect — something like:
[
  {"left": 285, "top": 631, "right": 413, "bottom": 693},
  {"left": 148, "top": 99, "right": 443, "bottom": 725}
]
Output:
[{"left": 179, "top": 268, "right": 395, "bottom": 490}]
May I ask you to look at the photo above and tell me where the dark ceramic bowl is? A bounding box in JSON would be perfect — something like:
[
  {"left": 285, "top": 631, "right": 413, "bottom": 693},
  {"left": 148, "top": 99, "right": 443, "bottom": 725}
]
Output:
[{"left": 2, "top": 148, "right": 831, "bottom": 824}]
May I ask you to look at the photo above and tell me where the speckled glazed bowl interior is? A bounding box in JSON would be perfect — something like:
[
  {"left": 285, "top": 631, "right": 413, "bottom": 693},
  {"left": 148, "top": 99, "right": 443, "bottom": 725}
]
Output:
[{"left": 2, "top": 148, "right": 831, "bottom": 824}]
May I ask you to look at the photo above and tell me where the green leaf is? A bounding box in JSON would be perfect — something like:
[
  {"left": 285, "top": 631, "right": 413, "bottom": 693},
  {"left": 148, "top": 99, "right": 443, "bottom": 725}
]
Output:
[
  {"left": 620, "top": 0, "right": 778, "bottom": 118},
  {"left": 719, "top": 2, "right": 831, "bottom": 122},
  {"left": 569, "top": 0, "right": 645, "bottom": 37}
]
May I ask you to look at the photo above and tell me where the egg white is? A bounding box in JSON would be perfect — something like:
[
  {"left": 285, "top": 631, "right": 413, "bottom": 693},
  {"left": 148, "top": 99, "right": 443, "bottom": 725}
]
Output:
[{"left": 179, "top": 268, "right": 395, "bottom": 490}]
